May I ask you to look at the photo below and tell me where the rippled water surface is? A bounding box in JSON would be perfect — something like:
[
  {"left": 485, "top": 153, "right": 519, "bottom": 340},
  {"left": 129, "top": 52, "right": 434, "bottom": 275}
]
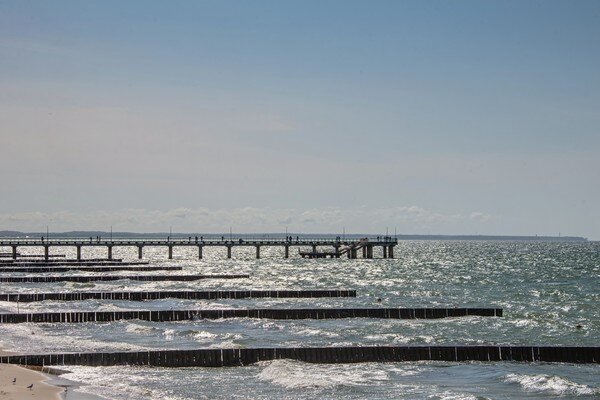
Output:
[{"left": 1, "top": 241, "right": 598, "bottom": 399}]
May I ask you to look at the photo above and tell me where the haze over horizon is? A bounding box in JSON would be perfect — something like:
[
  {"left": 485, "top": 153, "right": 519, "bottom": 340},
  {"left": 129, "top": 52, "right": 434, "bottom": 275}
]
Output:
[{"left": 1, "top": 1, "right": 599, "bottom": 239}]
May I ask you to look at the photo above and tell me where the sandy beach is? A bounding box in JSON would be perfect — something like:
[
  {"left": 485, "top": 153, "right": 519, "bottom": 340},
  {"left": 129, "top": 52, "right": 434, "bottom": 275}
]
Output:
[{"left": 0, "top": 347, "right": 63, "bottom": 400}]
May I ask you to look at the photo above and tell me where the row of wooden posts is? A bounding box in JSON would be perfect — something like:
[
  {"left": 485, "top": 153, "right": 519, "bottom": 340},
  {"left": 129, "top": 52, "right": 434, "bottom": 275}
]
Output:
[{"left": 3, "top": 346, "right": 598, "bottom": 367}]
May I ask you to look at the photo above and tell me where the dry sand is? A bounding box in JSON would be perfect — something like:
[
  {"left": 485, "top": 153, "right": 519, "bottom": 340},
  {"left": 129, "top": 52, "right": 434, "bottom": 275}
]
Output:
[{"left": 0, "top": 348, "right": 63, "bottom": 400}]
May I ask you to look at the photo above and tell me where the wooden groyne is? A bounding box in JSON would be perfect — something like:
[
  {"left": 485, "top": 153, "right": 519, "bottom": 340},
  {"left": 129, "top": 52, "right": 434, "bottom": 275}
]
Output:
[
  {"left": 0, "top": 274, "right": 249, "bottom": 283},
  {"left": 0, "top": 266, "right": 182, "bottom": 273},
  {"left": 0, "top": 308, "right": 502, "bottom": 323},
  {"left": 0, "top": 254, "right": 66, "bottom": 258},
  {"left": 0, "top": 289, "right": 357, "bottom": 302},
  {"left": 1, "top": 346, "right": 597, "bottom": 367},
  {"left": 0, "top": 259, "right": 150, "bottom": 267},
  {"left": 0, "top": 258, "right": 128, "bottom": 264}
]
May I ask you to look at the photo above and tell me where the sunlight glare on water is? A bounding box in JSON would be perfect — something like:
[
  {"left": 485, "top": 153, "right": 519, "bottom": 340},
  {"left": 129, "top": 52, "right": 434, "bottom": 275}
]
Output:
[{"left": 0, "top": 241, "right": 598, "bottom": 399}]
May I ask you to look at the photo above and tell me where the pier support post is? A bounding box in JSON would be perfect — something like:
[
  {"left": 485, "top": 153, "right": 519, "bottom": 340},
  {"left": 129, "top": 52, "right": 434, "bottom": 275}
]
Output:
[
  {"left": 256, "top": 246, "right": 260, "bottom": 259},
  {"left": 284, "top": 245, "right": 289, "bottom": 259},
  {"left": 168, "top": 246, "right": 173, "bottom": 260},
  {"left": 138, "top": 246, "right": 143, "bottom": 259},
  {"left": 107, "top": 246, "right": 113, "bottom": 261},
  {"left": 198, "top": 246, "right": 203, "bottom": 260},
  {"left": 44, "top": 245, "right": 49, "bottom": 261},
  {"left": 76, "top": 246, "right": 82, "bottom": 261},
  {"left": 367, "top": 245, "right": 373, "bottom": 259},
  {"left": 362, "top": 247, "right": 367, "bottom": 258},
  {"left": 11, "top": 246, "right": 17, "bottom": 260},
  {"left": 347, "top": 248, "right": 352, "bottom": 259},
  {"left": 227, "top": 246, "right": 232, "bottom": 259},
  {"left": 388, "top": 245, "right": 394, "bottom": 259},
  {"left": 382, "top": 246, "right": 387, "bottom": 259},
  {"left": 334, "top": 245, "right": 340, "bottom": 258},
  {"left": 312, "top": 244, "right": 317, "bottom": 253}
]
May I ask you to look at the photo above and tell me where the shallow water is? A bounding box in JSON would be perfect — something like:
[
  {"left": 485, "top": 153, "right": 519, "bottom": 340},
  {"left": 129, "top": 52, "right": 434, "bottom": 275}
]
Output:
[{"left": 1, "top": 241, "right": 598, "bottom": 399}]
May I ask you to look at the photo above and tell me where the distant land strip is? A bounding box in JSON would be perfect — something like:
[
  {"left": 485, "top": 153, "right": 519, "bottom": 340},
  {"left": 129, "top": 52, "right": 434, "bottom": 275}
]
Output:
[{"left": 2, "top": 346, "right": 597, "bottom": 366}]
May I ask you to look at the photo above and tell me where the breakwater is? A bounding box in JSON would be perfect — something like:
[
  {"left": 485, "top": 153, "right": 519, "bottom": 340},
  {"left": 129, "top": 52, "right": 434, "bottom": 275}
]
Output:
[
  {"left": 0, "top": 307, "right": 502, "bottom": 323},
  {"left": 0, "top": 289, "right": 357, "bottom": 302},
  {"left": 0, "top": 266, "right": 182, "bottom": 273},
  {"left": 2, "top": 346, "right": 597, "bottom": 367},
  {"left": 0, "top": 274, "right": 249, "bottom": 283}
]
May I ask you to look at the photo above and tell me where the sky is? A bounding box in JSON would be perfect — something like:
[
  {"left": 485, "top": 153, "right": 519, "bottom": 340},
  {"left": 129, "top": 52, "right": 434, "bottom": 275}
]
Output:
[{"left": 1, "top": 1, "right": 599, "bottom": 238}]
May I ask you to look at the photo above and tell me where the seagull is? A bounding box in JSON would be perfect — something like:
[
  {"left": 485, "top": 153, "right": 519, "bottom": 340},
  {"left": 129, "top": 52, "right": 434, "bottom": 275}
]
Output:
[
  {"left": 12, "top": 378, "right": 16, "bottom": 384},
  {"left": 26, "top": 384, "right": 33, "bottom": 390}
]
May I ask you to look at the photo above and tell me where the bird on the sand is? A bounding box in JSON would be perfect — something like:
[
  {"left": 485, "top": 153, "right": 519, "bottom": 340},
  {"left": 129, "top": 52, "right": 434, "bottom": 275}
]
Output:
[
  {"left": 12, "top": 378, "right": 16, "bottom": 384},
  {"left": 26, "top": 384, "right": 33, "bottom": 390}
]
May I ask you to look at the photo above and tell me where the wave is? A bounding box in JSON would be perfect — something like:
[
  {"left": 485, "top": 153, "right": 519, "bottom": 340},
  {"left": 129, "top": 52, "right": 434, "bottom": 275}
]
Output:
[
  {"left": 504, "top": 373, "right": 599, "bottom": 396},
  {"left": 257, "top": 359, "right": 389, "bottom": 389},
  {"left": 125, "top": 322, "right": 160, "bottom": 334}
]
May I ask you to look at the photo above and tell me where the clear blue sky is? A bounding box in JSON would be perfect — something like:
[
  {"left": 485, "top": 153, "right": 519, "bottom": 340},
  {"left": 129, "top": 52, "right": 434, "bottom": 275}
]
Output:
[{"left": 1, "top": 1, "right": 599, "bottom": 238}]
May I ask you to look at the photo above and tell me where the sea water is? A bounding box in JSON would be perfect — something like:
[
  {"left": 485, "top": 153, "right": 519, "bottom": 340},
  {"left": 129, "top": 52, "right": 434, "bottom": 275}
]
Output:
[{"left": 0, "top": 241, "right": 598, "bottom": 399}]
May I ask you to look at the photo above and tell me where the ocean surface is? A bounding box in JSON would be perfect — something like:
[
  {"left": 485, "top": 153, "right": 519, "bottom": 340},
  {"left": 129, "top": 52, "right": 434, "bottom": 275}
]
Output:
[{"left": 0, "top": 241, "right": 598, "bottom": 399}]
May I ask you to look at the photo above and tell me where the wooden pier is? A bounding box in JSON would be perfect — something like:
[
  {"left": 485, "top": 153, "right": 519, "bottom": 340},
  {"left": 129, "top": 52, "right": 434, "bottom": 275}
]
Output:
[{"left": 0, "top": 236, "right": 398, "bottom": 261}]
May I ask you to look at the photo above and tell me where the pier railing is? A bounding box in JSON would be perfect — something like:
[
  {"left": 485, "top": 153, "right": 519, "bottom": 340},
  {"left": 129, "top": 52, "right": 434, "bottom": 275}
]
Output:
[{"left": 0, "top": 236, "right": 398, "bottom": 245}]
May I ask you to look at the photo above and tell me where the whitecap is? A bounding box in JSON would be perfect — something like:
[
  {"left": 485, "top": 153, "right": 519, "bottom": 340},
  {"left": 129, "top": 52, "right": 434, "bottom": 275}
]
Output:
[
  {"left": 125, "top": 323, "right": 157, "bottom": 334},
  {"left": 162, "top": 328, "right": 176, "bottom": 340},
  {"left": 431, "top": 391, "right": 481, "bottom": 400},
  {"left": 295, "top": 327, "right": 340, "bottom": 338},
  {"left": 504, "top": 373, "right": 599, "bottom": 396},
  {"left": 190, "top": 330, "right": 217, "bottom": 340},
  {"left": 257, "top": 359, "right": 388, "bottom": 389}
]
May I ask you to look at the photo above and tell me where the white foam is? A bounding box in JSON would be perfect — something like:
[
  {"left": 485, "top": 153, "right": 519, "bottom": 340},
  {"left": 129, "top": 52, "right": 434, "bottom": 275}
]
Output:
[
  {"left": 504, "top": 373, "right": 599, "bottom": 396},
  {"left": 0, "top": 324, "right": 147, "bottom": 353},
  {"left": 125, "top": 322, "right": 157, "bottom": 334},
  {"left": 190, "top": 330, "right": 217, "bottom": 340},
  {"left": 435, "top": 391, "right": 480, "bottom": 400},
  {"left": 512, "top": 319, "right": 536, "bottom": 328},
  {"left": 162, "top": 328, "right": 176, "bottom": 340},
  {"left": 207, "top": 340, "right": 239, "bottom": 348},
  {"left": 295, "top": 327, "right": 340, "bottom": 337},
  {"left": 257, "top": 359, "right": 389, "bottom": 389}
]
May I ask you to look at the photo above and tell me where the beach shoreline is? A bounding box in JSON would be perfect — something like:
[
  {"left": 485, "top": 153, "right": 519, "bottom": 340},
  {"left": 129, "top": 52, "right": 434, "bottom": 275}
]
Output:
[
  {"left": 0, "top": 346, "right": 63, "bottom": 400},
  {"left": 1, "top": 343, "right": 107, "bottom": 400}
]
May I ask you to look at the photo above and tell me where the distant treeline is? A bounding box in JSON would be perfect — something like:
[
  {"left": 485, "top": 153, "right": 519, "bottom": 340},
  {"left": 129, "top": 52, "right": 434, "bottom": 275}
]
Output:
[{"left": 0, "top": 231, "right": 587, "bottom": 242}]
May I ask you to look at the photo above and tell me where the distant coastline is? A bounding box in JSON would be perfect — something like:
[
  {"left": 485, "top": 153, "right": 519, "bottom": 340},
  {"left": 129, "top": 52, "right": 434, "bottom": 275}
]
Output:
[{"left": 0, "top": 231, "right": 587, "bottom": 242}]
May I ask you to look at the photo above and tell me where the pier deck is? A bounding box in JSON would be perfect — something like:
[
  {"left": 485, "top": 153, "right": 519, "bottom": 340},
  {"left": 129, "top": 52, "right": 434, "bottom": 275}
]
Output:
[{"left": 0, "top": 237, "right": 398, "bottom": 260}]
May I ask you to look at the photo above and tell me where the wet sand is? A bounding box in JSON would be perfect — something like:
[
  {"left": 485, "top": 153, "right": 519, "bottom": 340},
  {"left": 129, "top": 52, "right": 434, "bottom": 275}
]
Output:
[{"left": 0, "top": 348, "right": 63, "bottom": 400}]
